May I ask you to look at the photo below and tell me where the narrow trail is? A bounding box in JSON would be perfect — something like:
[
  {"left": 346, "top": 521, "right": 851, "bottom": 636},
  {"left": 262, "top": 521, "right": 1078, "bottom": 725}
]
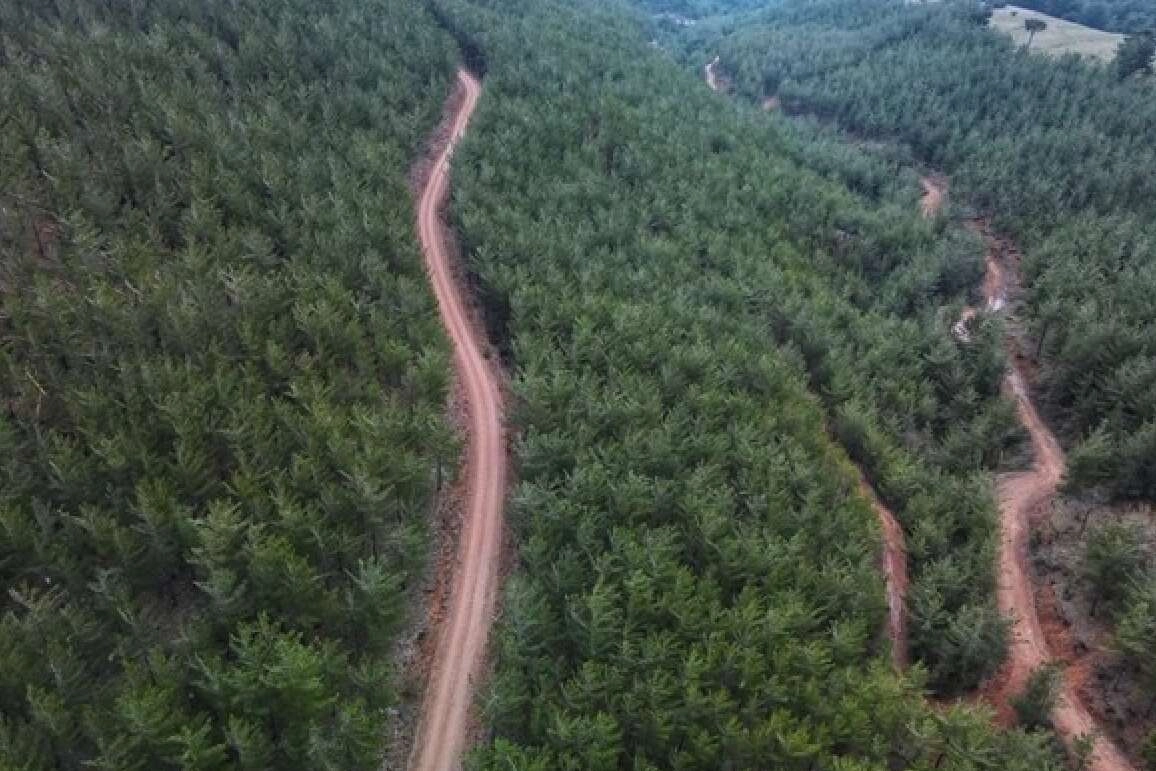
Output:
[
  {"left": 857, "top": 477, "right": 909, "bottom": 670},
  {"left": 704, "top": 59, "right": 909, "bottom": 669},
  {"left": 919, "top": 175, "right": 947, "bottom": 219},
  {"left": 705, "top": 56, "right": 725, "bottom": 93},
  {"left": 952, "top": 214, "right": 1133, "bottom": 771},
  {"left": 410, "top": 69, "right": 507, "bottom": 771}
]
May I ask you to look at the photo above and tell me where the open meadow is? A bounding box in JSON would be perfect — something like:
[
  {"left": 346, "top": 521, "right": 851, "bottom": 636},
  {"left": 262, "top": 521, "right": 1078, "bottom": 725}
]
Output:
[{"left": 991, "top": 5, "right": 1124, "bottom": 61}]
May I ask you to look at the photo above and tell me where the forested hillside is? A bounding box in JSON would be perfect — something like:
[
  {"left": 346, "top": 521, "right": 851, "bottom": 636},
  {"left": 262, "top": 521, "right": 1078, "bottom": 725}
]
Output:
[
  {"left": 399, "top": 0, "right": 1070, "bottom": 766},
  {"left": 666, "top": 0, "right": 1156, "bottom": 761},
  {"left": 0, "top": 0, "right": 457, "bottom": 767},
  {"left": 6, "top": 0, "right": 1148, "bottom": 766},
  {"left": 695, "top": 0, "right": 1156, "bottom": 503}
]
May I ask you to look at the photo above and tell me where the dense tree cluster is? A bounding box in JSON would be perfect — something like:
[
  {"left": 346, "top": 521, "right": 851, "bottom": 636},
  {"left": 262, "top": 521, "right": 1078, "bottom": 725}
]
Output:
[
  {"left": 687, "top": 0, "right": 1156, "bottom": 502},
  {"left": 403, "top": 0, "right": 1066, "bottom": 766},
  {"left": 1084, "top": 521, "right": 1156, "bottom": 735},
  {"left": 1115, "top": 32, "right": 1156, "bottom": 78},
  {"left": 0, "top": 0, "right": 457, "bottom": 767}
]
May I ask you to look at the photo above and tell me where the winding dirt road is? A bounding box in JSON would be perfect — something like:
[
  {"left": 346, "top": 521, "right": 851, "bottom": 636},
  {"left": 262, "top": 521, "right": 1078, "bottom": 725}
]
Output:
[
  {"left": 409, "top": 69, "right": 507, "bottom": 771},
  {"left": 703, "top": 51, "right": 1132, "bottom": 765},
  {"left": 955, "top": 223, "right": 1132, "bottom": 771}
]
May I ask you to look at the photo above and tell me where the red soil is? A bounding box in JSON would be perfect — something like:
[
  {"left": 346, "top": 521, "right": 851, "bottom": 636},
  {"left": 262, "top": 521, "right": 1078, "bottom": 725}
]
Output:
[{"left": 409, "top": 69, "right": 508, "bottom": 771}]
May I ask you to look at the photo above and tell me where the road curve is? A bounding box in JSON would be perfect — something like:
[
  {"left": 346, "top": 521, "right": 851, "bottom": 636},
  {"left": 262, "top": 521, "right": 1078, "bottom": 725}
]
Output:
[
  {"left": 958, "top": 227, "right": 1133, "bottom": 771},
  {"left": 410, "top": 69, "right": 506, "bottom": 771}
]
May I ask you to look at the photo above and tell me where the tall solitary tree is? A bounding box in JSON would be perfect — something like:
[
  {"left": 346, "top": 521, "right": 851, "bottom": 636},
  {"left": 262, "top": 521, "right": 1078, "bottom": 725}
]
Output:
[{"left": 1023, "top": 18, "right": 1047, "bottom": 50}]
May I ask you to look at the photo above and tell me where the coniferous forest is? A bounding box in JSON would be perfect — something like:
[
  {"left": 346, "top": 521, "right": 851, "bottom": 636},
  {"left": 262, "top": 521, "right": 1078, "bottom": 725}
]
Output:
[
  {"left": 0, "top": 0, "right": 457, "bottom": 767},
  {"left": 1, "top": 0, "right": 1153, "bottom": 768},
  {"left": 692, "top": 0, "right": 1156, "bottom": 503},
  {"left": 433, "top": 0, "right": 1059, "bottom": 765},
  {"left": 671, "top": 0, "right": 1156, "bottom": 762}
]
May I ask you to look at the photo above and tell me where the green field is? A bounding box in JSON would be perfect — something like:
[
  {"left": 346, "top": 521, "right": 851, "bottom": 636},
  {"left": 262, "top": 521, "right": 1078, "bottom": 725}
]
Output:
[{"left": 990, "top": 5, "right": 1124, "bottom": 61}]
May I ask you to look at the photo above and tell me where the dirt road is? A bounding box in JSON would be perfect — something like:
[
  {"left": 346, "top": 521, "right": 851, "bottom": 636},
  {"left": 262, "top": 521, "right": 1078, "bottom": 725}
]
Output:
[
  {"left": 919, "top": 175, "right": 947, "bottom": 218},
  {"left": 956, "top": 224, "right": 1133, "bottom": 771},
  {"left": 857, "top": 478, "right": 909, "bottom": 669},
  {"left": 705, "top": 56, "right": 725, "bottom": 93},
  {"left": 409, "top": 69, "right": 506, "bottom": 771}
]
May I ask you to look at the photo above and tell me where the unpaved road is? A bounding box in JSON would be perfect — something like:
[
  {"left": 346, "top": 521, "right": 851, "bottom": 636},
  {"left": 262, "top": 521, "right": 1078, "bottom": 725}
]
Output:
[
  {"left": 705, "top": 56, "right": 725, "bottom": 93},
  {"left": 955, "top": 222, "right": 1133, "bottom": 771},
  {"left": 410, "top": 69, "right": 506, "bottom": 771},
  {"left": 705, "top": 72, "right": 1131, "bottom": 768},
  {"left": 857, "top": 478, "right": 909, "bottom": 669}
]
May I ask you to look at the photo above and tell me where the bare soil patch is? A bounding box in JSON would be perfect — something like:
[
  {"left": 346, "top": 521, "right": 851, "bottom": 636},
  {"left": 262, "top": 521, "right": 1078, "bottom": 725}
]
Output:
[{"left": 919, "top": 175, "right": 947, "bottom": 218}]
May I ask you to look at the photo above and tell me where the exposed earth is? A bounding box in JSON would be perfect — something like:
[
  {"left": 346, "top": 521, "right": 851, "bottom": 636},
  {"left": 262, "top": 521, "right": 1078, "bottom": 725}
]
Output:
[{"left": 409, "top": 69, "right": 507, "bottom": 771}]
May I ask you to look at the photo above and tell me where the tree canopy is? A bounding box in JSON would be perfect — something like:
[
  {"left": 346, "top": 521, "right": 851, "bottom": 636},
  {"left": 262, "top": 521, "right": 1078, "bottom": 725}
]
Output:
[
  {"left": 0, "top": 0, "right": 458, "bottom": 766},
  {"left": 681, "top": 0, "right": 1156, "bottom": 502},
  {"left": 416, "top": 0, "right": 1062, "bottom": 766}
]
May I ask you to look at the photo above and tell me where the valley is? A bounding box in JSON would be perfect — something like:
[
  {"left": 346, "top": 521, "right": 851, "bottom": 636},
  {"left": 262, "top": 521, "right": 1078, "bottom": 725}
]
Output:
[{"left": 0, "top": 1, "right": 1152, "bottom": 769}]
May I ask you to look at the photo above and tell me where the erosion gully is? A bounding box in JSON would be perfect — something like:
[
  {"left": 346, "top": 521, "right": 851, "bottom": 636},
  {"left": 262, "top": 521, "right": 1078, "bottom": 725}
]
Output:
[{"left": 704, "top": 59, "right": 911, "bottom": 672}]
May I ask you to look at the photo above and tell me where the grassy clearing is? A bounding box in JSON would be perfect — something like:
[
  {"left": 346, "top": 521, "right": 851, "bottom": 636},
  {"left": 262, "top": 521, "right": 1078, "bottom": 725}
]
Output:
[{"left": 990, "top": 5, "right": 1124, "bottom": 61}]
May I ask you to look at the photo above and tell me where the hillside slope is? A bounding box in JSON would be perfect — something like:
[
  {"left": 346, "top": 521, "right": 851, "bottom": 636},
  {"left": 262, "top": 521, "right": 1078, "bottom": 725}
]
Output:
[
  {"left": 0, "top": 1, "right": 457, "bottom": 767},
  {"left": 415, "top": 0, "right": 1067, "bottom": 766},
  {"left": 676, "top": 0, "right": 1156, "bottom": 761},
  {"left": 700, "top": 0, "right": 1156, "bottom": 504}
]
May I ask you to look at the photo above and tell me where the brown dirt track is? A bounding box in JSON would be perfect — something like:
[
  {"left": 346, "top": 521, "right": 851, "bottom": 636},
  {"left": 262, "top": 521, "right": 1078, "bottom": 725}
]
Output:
[
  {"left": 953, "top": 215, "right": 1133, "bottom": 771},
  {"left": 408, "top": 69, "right": 507, "bottom": 771}
]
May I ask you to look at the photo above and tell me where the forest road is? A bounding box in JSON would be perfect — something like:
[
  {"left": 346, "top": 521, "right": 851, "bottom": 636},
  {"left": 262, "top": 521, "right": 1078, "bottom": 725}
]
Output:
[
  {"left": 954, "top": 222, "right": 1133, "bottom": 771},
  {"left": 858, "top": 479, "right": 909, "bottom": 670},
  {"left": 919, "top": 176, "right": 946, "bottom": 218},
  {"left": 705, "top": 56, "right": 724, "bottom": 93},
  {"left": 409, "top": 69, "right": 506, "bottom": 771}
]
